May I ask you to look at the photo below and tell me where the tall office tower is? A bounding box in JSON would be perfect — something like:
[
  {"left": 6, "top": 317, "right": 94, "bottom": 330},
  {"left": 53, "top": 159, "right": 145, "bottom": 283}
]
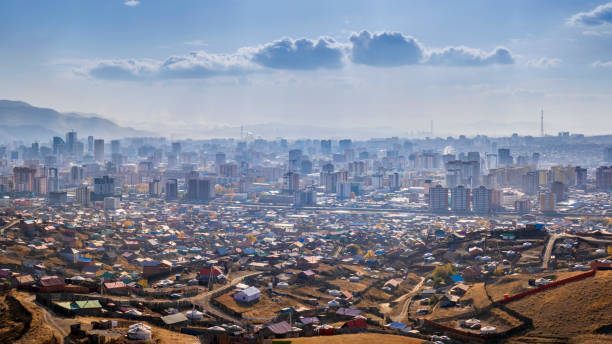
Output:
[
  {"left": 93, "top": 176, "right": 115, "bottom": 201},
  {"left": 288, "top": 149, "right": 302, "bottom": 172},
  {"left": 294, "top": 188, "right": 317, "bottom": 207},
  {"left": 31, "top": 142, "right": 39, "bottom": 158},
  {"left": 282, "top": 171, "right": 300, "bottom": 193},
  {"left": 604, "top": 147, "right": 612, "bottom": 163},
  {"left": 531, "top": 152, "right": 540, "bottom": 167},
  {"left": 70, "top": 165, "right": 84, "bottom": 184},
  {"left": 66, "top": 131, "right": 77, "bottom": 155},
  {"left": 13, "top": 167, "right": 36, "bottom": 192},
  {"left": 215, "top": 152, "right": 226, "bottom": 167},
  {"left": 336, "top": 182, "right": 352, "bottom": 199},
  {"left": 348, "top": 161, "right": 367, "bottom": 177},
  {"left": 53, "top": 136, "right": 65, "bottom": 155},
  {"left": 472, "top": 185, "right": 490, "bottom": 214},
  {"left": 320, "top": 171, "right": 336, "bottom": 193},
  {"left": 76, "top": 186, "right": 90, "bottom": 207},
  {"left": 446, "top": 169, "right": 460, "bottom": 188},
  {"left": 389, "top": 172, "right": 401, "bottom": 191},
  {"left": 575, "top": 166, "right": 587, "bottom": 190},
  {"left": 300, "top": 159, "right": 313, "bottom": 174},
  {"left": 148, "top": 179, "right": 162, "bottom": 196},
  {"left": 550, "top": 181, "right": 566, "bottom": 202},
  {"left": 498, "top": 148, "right": 513, "bottom": 166},
  {"left": 486, "top": 154, "right": 498, "bottom": 170},
  {"left": 186, "top": 176, "right": 215, "bottom": 202},
  {"left": 87, "top": 136, "right": 94, "bottom": 153},
  {"left": 403, "top": 140, "right": 413, "bottom": 153},
  {"left": 338, "top": 139, "right": 352, "bottom": 152},
  {"left": 321, "top": 162, "right": 334, "bottom": 173},
  {"left": 47, "top": 167, "right": 59, "bottom": 193},
  {"left": 539, "top": 192, "right": 556, "bottom": 213},
  {"left": 521, "top": 171, "right": 539, "bottom": 195},
  {"left": 165, "top": 179, "right": 178, "bottom": 200},
  {"left": 111, "top": 140, "right": 121, "bottom": 155},
  {"left": 171, "top": 142, "right": 181, "bottom": 155},
  {"left": 429, "top": 184, "right": 449, "bottom": 212},
  {"left": 219, "top": 163, "right": 238, "bottom": 178},
  {"left": 320, "top": 140, "right": 332, "bottom": 155},
  {"left": 94, "top": 139, "right": 105, "bottom": 162},
  {"left": 595, "top": 166, "right": 612, "bottom": 191},
  {"left": 167, "top": 152, "right": 177, "bottom": 168},
  {"left": 467, "top": 151, "right": 480, "bottom": 163},
  {"left": 450, "top": 185, "right": 470, "bottom": 212}
]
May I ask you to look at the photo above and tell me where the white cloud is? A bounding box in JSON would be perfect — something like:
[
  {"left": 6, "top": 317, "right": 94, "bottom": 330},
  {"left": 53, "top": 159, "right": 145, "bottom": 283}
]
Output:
[
  {"left": 568, "top": 2, "right": 612, "bottom": 26},
  {"left": 593, "top": 60, "right": 612, "bottom": 68},
  {"left": 124, "top": 0, "right": 140, "bottom": 7},
  {"left": 426, "top": 46, "right": 514, "bottom": 66},
  {"left": 525, "top": 57, "right": 561, "bottom": 69}
]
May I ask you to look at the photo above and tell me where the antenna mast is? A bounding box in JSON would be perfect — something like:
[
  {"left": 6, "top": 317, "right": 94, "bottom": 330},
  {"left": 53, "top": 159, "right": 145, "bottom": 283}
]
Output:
[{"left": 540, "top": 109, "right": 544, "bottom": 137}]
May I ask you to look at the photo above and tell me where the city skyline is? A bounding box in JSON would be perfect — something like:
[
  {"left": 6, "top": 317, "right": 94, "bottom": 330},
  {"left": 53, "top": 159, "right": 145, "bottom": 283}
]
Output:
[{"left": 2, "top": 1, "right": 612, "bottom": 137}]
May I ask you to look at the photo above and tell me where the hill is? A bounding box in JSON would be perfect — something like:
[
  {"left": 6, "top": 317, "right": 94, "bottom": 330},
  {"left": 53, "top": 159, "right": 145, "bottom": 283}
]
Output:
[
  {"left": 0, "top": 100, "right": 153, "bottom": 142},
  {"left": 504, "top": 270, "right": 612, "bottom": 343}
]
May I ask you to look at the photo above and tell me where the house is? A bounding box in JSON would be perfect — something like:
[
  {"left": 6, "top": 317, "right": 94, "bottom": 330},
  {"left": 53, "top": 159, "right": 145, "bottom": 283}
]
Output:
[
  {"left": 421, "top": 289, "right": 436, "bottom": 298},
  {"left": 336, "top": 308, "right": 361, "bottom": 317},
  {"left": 383, "top": 279, "right": 400, "bottom": 290},
  {"left": 60, "top": 248, "right": 80, "bottom": 264},
  {"left": 14, "top": 274, "right": 35, "bottom": 287},
  {"left": 39, "top": 275, "right": 65, "bottom": 292},
  {"left": 104, "top": 281, "right": 129, "bottom": 295},
  {"left": 161, "top": 313, "right": 189, "bottom": 326},
  {"left": 439, "top": 294, "right": 460, "bottom": 307},
  {"left": 142, "top": 260, "right": 172, "bottom": 278},
  {"left": 198, "top": 266, "right": 223, "bottom": 281},
  {"left": 258, "top": 321, "right": 293, "bottom": 338},
  {"left": 449, "top": 284, "right": 470, "bottom": 297},
  {"left": 234, "top": 286, "right": 261, "bottom": 303},
  {"left": 297, "top": 256, "right": 320, "bottom": 268},
  {"left": 297, "top": 270, "right": 315, "bottom": 281},
  {"left": 342, "top": 317, "right": 367, "bottom": 329}
]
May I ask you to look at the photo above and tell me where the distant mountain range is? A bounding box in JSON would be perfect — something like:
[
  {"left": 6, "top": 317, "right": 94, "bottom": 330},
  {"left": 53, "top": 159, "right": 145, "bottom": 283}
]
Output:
[{"left": 0, "top": 100, "right": 152, "bottom": 143}]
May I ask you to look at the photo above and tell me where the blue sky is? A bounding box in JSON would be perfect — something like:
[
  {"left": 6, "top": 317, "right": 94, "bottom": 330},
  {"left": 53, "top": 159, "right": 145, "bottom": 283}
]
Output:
[{"left": 1, "top": 0, "right": 612, "bottom": 137}]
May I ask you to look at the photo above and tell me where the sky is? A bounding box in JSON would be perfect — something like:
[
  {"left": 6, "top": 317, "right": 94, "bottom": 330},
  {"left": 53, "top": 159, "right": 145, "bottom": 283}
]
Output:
[{"left": 1, "top": 0, "right": 612, "bottom": 138}]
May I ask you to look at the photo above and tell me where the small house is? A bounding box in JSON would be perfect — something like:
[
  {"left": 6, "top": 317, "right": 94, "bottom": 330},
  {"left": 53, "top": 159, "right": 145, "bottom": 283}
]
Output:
[{"left": 234, "top": 286, "right": 261, "bottom": 303}]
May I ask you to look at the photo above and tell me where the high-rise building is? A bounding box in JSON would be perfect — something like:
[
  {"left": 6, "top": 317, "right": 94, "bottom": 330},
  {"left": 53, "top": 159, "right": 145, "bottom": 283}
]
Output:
[
  {"left": 472, "top": 186, "right": 491, "bottom": 214},
  {"left": 186, "top": 176, "right": 215, "bottom": 202},
  {"left": 92, "top": 176, "right": 115, "bottom": 201},
  {"left": 111, "top": 140, "right": 121, "bottom": 155},
  {"left": 429, "top": 185, "right": 449, "bottom": 212},
  {"left": 389, "top": 172, "right": 401, "bottom": 191},
  {"left": 320, "top": 140, "right": 332, "bottom": 155},
  {"left": 13, "top": 167, "right": 36, "bottom": 192},
  {"left": 76, "top": 186, "right": 90, "bottom": 207},
  {"left": 498, "top": 148, "right": 513, "bottom": 166},
  {"left": 339, "top": 139, "right": 352, "bottom": 152},
  {"left": 521, "top": 171, "right": 538, "bottom": 195},
  {"left": 66, "top": 131, "right": 77, "bottom": 155},
  {"left": 575, "top": 166, "right": 587, "bottom": 190},
  {"left": 294, "top": 188, "right": 317, "bottom": 207},
  {"left": 47, "top": 167, "right": 59, "bottom": 193},
  {"left": 550, "top": 181, "right": 566, "bottom": 202},
  {"left": 219, "top": 163, "right": 238, "bottom": 178},
  {"left": 288, "top": 149, "right": 302, "bottom": 172},
  {"left": 596, "top": 166, "right": 612, "bottom": 191},
  {"left": 450, "top": 185, "right": 470, "bottom": 212},
  {"left": 539, "top": 192, "right": 556, "bottom": 213},
  {"left": 149, "top": 179, "right": 162, "bottom": 196},
  {"left": 171, "top": 142, "right": 181, "bottom": 155},
  {"left": 87, "top": 136, "right": 94, "bottom": 153},
  {"left": 53, "top": 136, "right": 65, "bottom": 155},
  {"left": 514, "top": 199, "right": 532, "bottom": 213},
  {"left": 282, "top": 171, "right": 300, "bottom": 193},
  {"left": 70, "top": 165, "right": 84, "bottom": 185},
  {"left": 94, "top": 139, "right": 105, "bottom": 162},
  {"left": 165, "top": 179, "right": 178, "bottom": 200},
  {"left": 604, "top": 147, "right": 612, "bottom": 163}
]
